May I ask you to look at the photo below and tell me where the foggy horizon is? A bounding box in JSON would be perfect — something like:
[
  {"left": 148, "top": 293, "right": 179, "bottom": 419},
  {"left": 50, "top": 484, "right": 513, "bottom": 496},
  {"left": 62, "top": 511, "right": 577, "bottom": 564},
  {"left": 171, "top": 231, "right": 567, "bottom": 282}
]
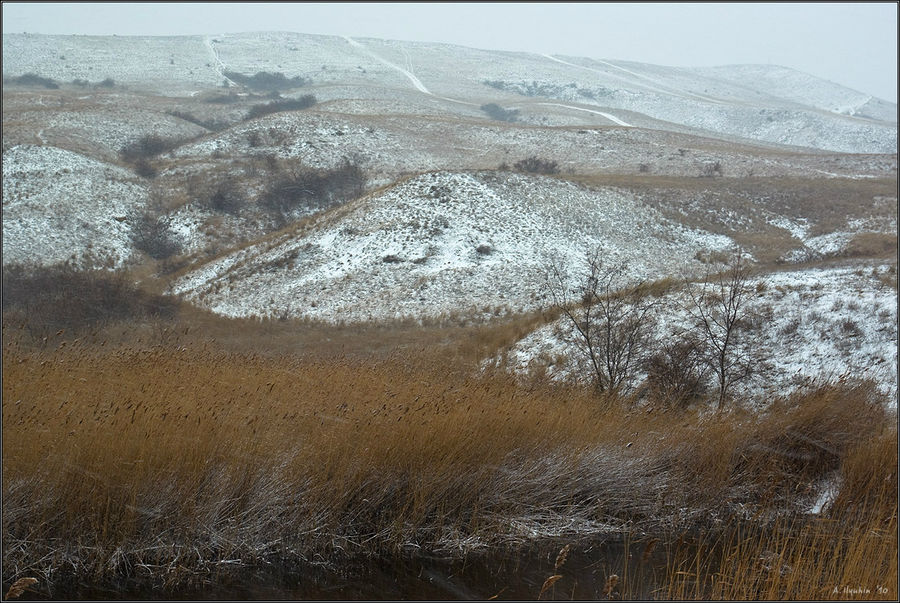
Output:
[{"left": 2, "top": 2, "right": 897, "bottom": 103}]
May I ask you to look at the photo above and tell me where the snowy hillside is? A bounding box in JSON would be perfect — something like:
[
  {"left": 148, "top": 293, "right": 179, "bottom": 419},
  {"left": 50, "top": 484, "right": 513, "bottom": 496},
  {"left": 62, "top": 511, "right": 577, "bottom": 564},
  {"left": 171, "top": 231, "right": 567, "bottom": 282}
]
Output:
[
  {"left": 2, "top": 145, "right": 148, "bottom": 267},
  {"left": 3, "top": 32, "right": 896, "bottom": 153},
  {"left": 496, "top": 263, "right": 898, "bottom": 402},
  {"left": 170, "top": 171, "right": 734, "bottom": 322}
]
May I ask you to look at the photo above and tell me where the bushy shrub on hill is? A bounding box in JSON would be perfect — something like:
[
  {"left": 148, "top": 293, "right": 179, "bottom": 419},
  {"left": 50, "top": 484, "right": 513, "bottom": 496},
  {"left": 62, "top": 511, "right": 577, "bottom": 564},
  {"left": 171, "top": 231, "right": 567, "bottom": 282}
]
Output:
[
  {"left": 196, "top": 175, "right": 244, "bottom": 215},
  {"left": 129, "top": 209, "right": 183, "bottom": 261},
  {"left": 224, "top": 70, "right": 308, "bottom": 91},
  {"left": 244, "top": 95, "right": 317, "bottom": 120},
  {"left": 481, "top": 102, "right": 520, "bottom": 122},
  {"left": 2, "top": 262, "right": 179, "bottom": 336},
  {"left": 6, "top": 73, "right": 59, "bottom": 89},
  {"left": 512, "top": 155, "right": 560, "bottom": 174},
  {"left": 259, "top": 158, "right": 366, "bottom": 225},
  {"left": 119, "top": 134, "right": 188, "bottom": 162}
]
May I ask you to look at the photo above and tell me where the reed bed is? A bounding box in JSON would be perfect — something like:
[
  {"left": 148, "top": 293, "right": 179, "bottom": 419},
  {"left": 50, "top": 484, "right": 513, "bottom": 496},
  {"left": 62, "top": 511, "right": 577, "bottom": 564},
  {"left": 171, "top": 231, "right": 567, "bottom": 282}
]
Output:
[{"left": 2, "top": 339, "right": 896, "bottom": 598}]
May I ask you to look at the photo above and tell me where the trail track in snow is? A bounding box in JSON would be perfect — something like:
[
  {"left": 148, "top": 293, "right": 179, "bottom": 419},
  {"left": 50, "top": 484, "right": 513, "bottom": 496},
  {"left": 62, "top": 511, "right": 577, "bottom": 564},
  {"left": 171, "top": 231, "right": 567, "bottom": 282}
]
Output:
[
  {"left": 343, "top": 36, "right": 478, "bottom": 107},
  {"left": 204, "top": 35, "right": 238, "bottom": 87},
  {"left": 536, "top": 102, "right": 632, "bottom": 127},
  {"left": 541, "top": 53, "right": 724, "bottom": 105}
]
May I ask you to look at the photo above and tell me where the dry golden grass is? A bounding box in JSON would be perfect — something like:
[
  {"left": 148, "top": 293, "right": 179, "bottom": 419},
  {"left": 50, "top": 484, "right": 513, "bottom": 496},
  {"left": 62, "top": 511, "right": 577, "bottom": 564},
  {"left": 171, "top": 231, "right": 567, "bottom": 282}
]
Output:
[
  {"left": 661, "top": 415, "right": 898, "bottom": 600},
  {"left": 844, "top": 232, "right": 898, "bottom": 259},
  {"left": 1, "top": 336, "right": 896, "bottom": 597}
]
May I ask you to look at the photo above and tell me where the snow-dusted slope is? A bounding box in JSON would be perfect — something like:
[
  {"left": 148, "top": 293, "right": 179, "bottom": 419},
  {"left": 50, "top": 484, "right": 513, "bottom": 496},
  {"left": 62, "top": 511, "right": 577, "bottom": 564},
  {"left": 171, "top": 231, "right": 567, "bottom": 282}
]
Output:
[
  {"left": 498, "top": 264, "right": 898, "bottom": 402},
  {"left": 692, "top": 64, "right": 897, "bottom": 123},
  {"left": 3, "top": 32, "right": 896, "bottom": 153},
  {"left": 2, "top": 145, "right": 148, "bottom": 267},
  {"left": 171, "top": 171, "right": 734, "bottom": 322}
]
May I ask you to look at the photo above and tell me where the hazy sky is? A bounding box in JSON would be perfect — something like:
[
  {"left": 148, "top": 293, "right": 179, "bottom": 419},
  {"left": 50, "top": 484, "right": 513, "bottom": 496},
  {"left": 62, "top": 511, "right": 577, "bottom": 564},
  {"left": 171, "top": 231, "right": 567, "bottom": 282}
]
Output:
[{"left": 3, "top": 2, "right": 897, "bottom": 102}]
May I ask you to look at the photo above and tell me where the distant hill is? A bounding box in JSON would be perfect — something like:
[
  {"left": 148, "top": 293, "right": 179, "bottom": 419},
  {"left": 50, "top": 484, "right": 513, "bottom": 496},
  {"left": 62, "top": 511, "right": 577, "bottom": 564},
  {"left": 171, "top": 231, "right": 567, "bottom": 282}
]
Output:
[{"left": 3, "top": 32, "right": 896, "bottom": 153}]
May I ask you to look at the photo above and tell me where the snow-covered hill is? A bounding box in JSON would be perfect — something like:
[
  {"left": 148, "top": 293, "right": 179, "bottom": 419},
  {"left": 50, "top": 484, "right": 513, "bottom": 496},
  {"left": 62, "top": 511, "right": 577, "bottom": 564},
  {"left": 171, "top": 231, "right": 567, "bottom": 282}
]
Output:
[
  {"left": 170, "top": 171, "right": 734, "bottom": 322},
  {"left": 2, "top": 31, "right": 896, "bottom": 400},
  {"left": 496, "top": 263, "right": 898, "bottom": 402},
  {"left": 2, "top": 145, "right": 148, "bottom": 267},
  {"left": 3, "top": 32, "right": 896, "bottom": 153}
]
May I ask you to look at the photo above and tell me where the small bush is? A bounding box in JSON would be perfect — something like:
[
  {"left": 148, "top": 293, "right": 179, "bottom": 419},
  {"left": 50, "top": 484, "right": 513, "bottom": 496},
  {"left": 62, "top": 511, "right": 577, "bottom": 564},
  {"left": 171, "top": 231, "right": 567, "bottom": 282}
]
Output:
[
  {"left": 133, "top": 158, "right": 158, "bottom": 179},
  {"left": 120, "top": 134, "right": 188, "bottom": 162},
  {"left": 7, "top": 73, "right": 59, "bottom": 89},
  {"left": 224, "top": 70, "right": 308, "bottom": 91},
  {"left": 200, "top": 176, "right": 244, "bottom": 215},
  {"left": 244, "top": 95, "right": 317, "bottom": 120},
  {"left": 258, "top": 159, "right": 366, "bottom": 224},
  {"left": 97, "top": 77, "right": 115, "bottom": 88},
  {"left": 481, "top": 103, "right": 519, "bottom": 122},
  {"left": 476, "top": 244, "right": 493, "bottom": 255},
  {"left": 840, "top": 318, "right": 862, "bottom": 337},
  {"left": 699, "top": 160, "right": 724, "bottom": 178},
  {"left": 129, "top": 211, "right": 183, "bottom": 260},
  {"left": 513, "top": 156, "right": 560, "bottom": 175},
  {"left": 644, "top": 335, "right": 708, "bottom": 409},
  {"left": 382, "top": 254, "right": 403, "bottom": 263}
]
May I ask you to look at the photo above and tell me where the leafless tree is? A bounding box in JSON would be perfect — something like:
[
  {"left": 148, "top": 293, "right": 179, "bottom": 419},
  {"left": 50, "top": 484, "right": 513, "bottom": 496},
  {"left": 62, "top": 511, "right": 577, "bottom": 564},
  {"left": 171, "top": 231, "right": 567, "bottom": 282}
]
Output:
[
  {"left": 689, "top": 251, "right": 754, "bottom": 409},
  {"left": 545, "top": 249, "right": 658, "bottom": 396}
]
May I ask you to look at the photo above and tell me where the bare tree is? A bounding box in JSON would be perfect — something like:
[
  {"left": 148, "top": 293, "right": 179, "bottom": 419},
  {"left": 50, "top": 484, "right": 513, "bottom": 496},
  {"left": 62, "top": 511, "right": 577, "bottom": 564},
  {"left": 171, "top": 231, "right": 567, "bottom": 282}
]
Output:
[
  {"left": 546, "top": 249, "right": 658, "bottom": 396},
  {"left": 689, "top": 251, "right": 754, "bottom": 409}
]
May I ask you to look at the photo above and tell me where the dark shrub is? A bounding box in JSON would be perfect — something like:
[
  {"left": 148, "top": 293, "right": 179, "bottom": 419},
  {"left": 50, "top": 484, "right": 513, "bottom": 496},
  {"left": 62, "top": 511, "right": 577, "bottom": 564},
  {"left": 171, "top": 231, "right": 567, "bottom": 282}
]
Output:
[
  {"left": 2, "top": 262, "right": 179, "bottom": 336},
  {"left": 120, "top": 134, "right": 187, "bottom": 162},
  {"left": 8, "top": 73, "right": 59, "bottom": 89},
  {"left": 699, "top": 160, "right": 723, "bottom": 178},
  {"left": 513, "top": 156, "right": 560, "bottom": 175},
  {"left": 201, "top": 176, "right": 244, "bottom": 215},
  {"left": 644, "top": 335, "right": 709, "bottom": 409},
  {"left": 244, "top": 95, "right": 317, "bottom": 120},
  {"left": 224, "top": 70, "right": 308, "bottom": 91},
  {"left": 480, "top": 103, "right": 519, "bottom": 122},
  {"left": 129, "top": 211, "right": 183, "bottom": 260},
  {"left": 97, "top": 77, "right": 115, "bottom": 88},
  {"left": 259, "top": 158, "right": 366, "bottom": 224},
  {"left": 133, "top": 158, "right": 158, "bottom": 179}
]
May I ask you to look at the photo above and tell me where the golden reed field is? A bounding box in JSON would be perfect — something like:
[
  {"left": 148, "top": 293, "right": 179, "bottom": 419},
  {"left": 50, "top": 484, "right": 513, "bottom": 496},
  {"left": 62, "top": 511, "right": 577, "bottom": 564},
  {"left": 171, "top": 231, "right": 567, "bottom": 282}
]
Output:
[{"left": 2, "top": 318, "right": 897, "bottom": 599}]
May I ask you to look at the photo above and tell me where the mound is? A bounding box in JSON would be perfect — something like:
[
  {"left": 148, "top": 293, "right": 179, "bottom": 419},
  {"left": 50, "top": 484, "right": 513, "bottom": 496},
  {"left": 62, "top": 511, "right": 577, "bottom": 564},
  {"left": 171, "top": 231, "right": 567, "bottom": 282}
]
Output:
[{"left": 171, "top": 171, "right": 734, "bottom": 322}]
